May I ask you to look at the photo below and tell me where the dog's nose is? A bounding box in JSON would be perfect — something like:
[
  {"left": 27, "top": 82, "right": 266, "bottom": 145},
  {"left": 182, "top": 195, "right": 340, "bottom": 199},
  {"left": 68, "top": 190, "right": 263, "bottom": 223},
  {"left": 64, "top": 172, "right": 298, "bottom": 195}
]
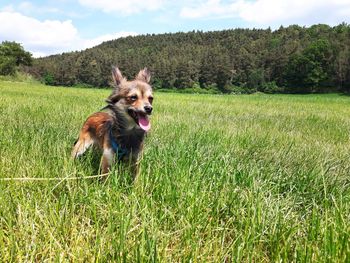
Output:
[{"left": 144, "top": 105, "right": 153, "bottom": 114}]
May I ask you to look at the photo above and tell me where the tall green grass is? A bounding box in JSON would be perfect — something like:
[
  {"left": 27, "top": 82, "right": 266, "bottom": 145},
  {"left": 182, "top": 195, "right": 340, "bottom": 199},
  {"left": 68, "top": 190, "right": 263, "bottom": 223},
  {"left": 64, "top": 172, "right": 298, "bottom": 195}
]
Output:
[{"left": 0, "top": 81, "right": 349, "bottom": 261}]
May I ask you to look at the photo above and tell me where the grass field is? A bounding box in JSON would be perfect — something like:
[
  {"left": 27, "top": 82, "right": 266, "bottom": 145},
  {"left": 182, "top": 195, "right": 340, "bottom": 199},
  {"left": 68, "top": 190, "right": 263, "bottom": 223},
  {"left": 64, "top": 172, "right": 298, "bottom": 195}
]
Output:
[{"left": 0, "top": 80, "right": 350, "bottom": 262}]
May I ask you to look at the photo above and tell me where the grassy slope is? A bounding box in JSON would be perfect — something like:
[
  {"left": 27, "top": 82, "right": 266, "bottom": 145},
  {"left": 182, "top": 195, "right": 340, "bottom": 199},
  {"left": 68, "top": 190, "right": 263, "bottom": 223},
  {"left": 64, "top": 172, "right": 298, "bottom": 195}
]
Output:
[{"left": 0, "top": 81, "right": 349, "bottom": 261}]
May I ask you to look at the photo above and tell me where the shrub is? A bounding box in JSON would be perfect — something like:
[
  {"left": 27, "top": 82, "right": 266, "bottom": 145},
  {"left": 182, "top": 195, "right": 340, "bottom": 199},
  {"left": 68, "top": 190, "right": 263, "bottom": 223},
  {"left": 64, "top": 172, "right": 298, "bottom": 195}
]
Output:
[
  {"left": 261, "top": 81, "right": 284, "bottom": 93},
  {"left": 43, "top": 72, "right": 55, "bottom": 86}
]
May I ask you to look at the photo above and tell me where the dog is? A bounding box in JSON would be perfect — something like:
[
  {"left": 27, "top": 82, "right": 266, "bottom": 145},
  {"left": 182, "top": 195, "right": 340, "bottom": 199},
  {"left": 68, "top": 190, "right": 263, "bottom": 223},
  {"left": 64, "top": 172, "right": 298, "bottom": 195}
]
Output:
[{"left": 71, "top": 67, "right": 153, "bottom": 179}]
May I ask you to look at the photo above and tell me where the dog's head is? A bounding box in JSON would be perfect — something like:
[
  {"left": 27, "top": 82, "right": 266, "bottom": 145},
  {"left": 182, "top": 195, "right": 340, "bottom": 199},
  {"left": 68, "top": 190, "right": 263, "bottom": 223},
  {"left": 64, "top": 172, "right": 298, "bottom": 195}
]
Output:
[{"left": 107, "top": 67, "right": 154, "bottom": 132}]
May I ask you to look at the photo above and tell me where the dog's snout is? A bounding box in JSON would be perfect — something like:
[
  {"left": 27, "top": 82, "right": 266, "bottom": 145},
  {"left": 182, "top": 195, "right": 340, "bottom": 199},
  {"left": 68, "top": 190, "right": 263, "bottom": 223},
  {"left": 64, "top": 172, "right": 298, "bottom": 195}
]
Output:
[{"left": 144, "top": 105, "right": 153, "bottom": 114}]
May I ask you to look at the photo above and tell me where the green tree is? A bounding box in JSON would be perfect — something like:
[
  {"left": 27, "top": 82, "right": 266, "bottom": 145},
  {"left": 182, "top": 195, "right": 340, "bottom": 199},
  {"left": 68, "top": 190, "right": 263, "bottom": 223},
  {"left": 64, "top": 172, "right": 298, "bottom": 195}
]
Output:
[
  {"left": 28, "top": 24, "right": 350, "bottom": 93},
  {"left": 199, "top": 46, "right": 231, "bottom": 91},
  {"left": 285, "top": 39, "right": 332, "bottom": 92},
  {"left": 246, "top": 68, "right": 265, "bottom": 91},
  {"left": 0, "top": 56, "right": 16, "bottom": 75},
  {"left": 0, "top": 41, "right": 32, "bottom": 75}
]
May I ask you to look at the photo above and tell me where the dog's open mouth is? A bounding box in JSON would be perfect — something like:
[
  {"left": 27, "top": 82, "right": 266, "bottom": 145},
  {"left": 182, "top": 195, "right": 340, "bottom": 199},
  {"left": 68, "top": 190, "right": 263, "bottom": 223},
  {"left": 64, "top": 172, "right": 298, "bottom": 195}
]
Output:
[{"left": 128, "top": 109, "right": 151, "bottom": 132}]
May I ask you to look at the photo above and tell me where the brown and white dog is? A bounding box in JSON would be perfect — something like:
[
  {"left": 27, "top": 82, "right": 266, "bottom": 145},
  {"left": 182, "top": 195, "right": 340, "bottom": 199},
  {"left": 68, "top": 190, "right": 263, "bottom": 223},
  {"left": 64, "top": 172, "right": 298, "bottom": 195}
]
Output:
[{"left": 71, "top": 67, "right": 153, "bottom": 179}]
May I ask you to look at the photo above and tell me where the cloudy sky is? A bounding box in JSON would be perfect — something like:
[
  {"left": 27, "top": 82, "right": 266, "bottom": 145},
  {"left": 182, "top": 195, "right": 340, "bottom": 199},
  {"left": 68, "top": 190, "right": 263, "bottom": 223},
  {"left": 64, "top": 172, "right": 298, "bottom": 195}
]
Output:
[{"left": 0, "top": 0, "right": 349, "bottom": 57}]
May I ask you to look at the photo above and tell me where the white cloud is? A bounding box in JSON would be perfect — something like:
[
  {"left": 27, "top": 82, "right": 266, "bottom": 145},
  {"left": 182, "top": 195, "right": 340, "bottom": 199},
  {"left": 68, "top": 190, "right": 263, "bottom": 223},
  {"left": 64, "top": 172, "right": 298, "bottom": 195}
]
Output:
[
  {"left": 17, "top": 1, "right": 60, "bottom": 14},
  {"left": 0, "top": 11, "right": 138, "bottom": 57},
  {"left": 78, "top": 0, "right": 164, "bottom": 15},
  {"left": 181, "top": 0, "right": 238, "bottom": 19},
  {"left": 0, "top": 11, "right": 79, "bottom": 56},
  {"left": 180, "top": 0, "right": 350, "bottom": 27},
  {"left": 1, "top": 4, "right": 15, "bottom": 12},
  {"left": 238, "top": 0, "right": 350, "bottom": 26},
  {"left": 18, "top": 1, "right": 32, "bottom": 10}
]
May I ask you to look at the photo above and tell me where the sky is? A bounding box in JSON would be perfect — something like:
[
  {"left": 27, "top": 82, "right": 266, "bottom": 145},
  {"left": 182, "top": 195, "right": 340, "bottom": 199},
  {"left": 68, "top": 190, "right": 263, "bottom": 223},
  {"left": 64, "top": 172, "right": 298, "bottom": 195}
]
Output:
[{"left": 0, "top": 0, "right": 349, "bottom": 57}]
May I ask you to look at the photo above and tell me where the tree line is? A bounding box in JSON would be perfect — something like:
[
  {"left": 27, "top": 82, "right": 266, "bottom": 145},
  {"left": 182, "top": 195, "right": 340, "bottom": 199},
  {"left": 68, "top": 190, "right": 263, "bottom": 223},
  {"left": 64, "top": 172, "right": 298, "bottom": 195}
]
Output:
[{"left": 20, "top": 24, "right": 350, "bottom": 93}]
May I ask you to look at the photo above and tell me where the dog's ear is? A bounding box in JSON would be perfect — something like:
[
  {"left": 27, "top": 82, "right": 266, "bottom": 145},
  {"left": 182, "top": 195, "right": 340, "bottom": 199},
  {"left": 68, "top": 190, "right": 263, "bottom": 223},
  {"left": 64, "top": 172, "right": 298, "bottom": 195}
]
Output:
[
  {"left": 106, "top": 93, "right": 120, "bottom": 104},
  {"left": 136, "top": 68, "right": 151, "bottom": 83},
  {"left": 107, "top": 67, "right": 124, "bottom": 104},
  {"left": 112, "top": 67, "right": 124, "bottom": 86}
]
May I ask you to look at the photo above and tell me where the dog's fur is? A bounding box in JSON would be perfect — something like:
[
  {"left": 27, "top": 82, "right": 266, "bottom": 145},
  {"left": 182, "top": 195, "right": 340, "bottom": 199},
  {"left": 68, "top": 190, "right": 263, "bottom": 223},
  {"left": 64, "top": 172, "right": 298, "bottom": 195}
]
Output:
[{"left": 71, "top": 67, "right": 153, "bottom": 179}]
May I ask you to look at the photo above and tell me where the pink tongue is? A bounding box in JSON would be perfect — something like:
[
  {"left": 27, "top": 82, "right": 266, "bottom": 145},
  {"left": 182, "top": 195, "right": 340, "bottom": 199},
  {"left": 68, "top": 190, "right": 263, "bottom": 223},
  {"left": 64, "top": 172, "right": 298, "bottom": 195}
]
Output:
[{"left": 138, "top": 115, "right": 151, "bottom": 132}]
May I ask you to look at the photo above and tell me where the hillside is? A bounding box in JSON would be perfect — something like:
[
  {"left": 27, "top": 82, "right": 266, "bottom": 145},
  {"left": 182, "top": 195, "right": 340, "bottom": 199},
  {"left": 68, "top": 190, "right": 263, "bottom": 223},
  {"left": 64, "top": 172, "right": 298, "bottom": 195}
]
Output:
[{"left": 29, "top": 24, "right": 350, "bottom": 93}]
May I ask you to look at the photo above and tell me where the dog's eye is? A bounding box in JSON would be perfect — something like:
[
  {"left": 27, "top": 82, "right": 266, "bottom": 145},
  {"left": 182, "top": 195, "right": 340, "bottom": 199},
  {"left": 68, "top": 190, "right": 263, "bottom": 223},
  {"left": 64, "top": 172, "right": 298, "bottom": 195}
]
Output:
[
  {"left": 149, "top": 96, "right": 153, "bottom": 104},
  {"left": 129, "top": 95, "right": 138, "bottom": 101}
]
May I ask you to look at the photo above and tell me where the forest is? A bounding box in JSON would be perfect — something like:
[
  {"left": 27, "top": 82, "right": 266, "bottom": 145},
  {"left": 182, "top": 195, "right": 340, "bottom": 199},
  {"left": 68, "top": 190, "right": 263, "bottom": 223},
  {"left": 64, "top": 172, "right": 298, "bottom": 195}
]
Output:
[{"left": 25, "top": 23, "right": 350, "bottom": 93}]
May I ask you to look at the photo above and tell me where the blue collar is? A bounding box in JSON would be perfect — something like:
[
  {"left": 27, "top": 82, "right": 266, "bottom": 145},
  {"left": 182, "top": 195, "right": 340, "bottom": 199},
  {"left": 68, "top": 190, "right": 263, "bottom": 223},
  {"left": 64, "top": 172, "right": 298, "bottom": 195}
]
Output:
[{"left": 109, "top": 129, "right": 129, "bottom": 160}]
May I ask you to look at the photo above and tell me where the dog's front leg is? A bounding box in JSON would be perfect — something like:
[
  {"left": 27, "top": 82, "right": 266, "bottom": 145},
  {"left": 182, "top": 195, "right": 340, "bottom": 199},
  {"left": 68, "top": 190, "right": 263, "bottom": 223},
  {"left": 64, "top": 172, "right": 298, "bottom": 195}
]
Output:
[
  {"left": 130, "top": 155, "right": 141, "bottom": 180},
  {"left": 101, "top": 148, "right": 115, "bottom": 174}
]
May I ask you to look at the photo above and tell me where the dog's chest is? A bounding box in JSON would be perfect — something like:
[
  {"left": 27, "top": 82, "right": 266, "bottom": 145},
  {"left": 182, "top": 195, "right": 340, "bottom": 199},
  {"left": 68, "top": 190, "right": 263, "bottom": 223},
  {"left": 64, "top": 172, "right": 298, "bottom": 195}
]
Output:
[{"left": 114, "top": 128, "right": 144, "bottom": 155}]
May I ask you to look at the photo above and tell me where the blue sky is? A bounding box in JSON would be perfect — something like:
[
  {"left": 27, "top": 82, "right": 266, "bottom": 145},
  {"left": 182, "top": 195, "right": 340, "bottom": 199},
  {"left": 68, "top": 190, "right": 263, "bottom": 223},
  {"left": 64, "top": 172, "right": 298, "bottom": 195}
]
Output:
[{"left": 0, "top": 0, "right": 349, "bottom": 57}]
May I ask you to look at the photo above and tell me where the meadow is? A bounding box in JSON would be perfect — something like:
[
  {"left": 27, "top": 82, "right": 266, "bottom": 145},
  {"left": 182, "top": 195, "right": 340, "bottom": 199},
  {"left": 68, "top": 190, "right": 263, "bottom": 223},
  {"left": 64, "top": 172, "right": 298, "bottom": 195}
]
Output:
[{"left": 0, "top": 80, "right": 349, "bottom": 262}]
